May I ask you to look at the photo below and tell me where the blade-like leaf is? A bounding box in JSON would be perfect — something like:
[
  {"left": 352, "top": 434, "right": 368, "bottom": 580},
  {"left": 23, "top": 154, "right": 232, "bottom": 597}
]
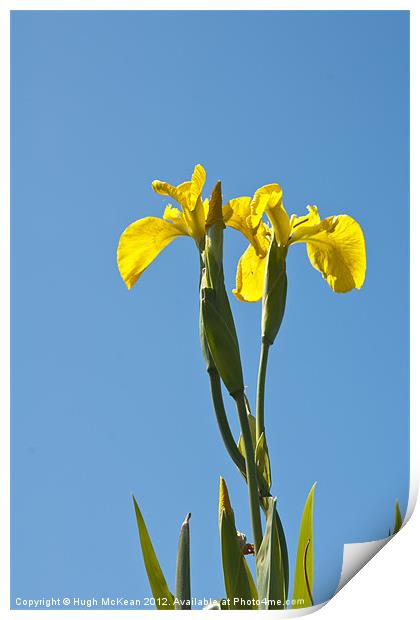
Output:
[
  {"left": 237, "top": 411, "right": 257, "bottom": 456},
  {"left": 255, "top": 432, "right": 272, "bottom": 492},
  {"left": 256, "top": 497, "right": 286, "bottom": 609},
  {"left": 393, "top": 500, "right": 403, "bottom": 534},
  {"left": 132, "top": 496, "right": 175, "bottom": 610},
  {"left": 219, "top": 478, "right": 257, "bottom": 609},
  {"left": 175, "top": 513, "right": 191, "bottom": 609},
  {"left": 292, "top": 483, "right": 316, "bottom": 609}
]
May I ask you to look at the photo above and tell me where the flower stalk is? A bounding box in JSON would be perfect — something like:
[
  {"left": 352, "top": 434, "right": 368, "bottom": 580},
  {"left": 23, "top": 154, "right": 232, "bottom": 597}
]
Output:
[{"left": 234, "top": 391, "right": 264, "bottom": 554}]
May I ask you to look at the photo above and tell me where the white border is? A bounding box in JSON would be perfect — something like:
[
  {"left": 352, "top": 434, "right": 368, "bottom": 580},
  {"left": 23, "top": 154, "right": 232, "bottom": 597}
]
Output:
[{"left": 1, "top": 2, "right": 416, "bottom": 619}]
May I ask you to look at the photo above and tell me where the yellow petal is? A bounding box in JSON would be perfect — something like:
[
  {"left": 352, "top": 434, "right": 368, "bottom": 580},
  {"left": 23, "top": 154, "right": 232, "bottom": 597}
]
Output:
[
  {"left": 117, "top": 217, "right": 186, "bottom": 290},
  {"left": 190, "top": 164, "right": 206, "bottom": 211},
  {"left": 248, "top": 184, "right": 282, "bottom": 229},
  {"left": 224, "top": 196, "right": 253, "bottom": 238},
  {"left": 233, "top": 243, "right": 268, "bottom": 302},
  {"left": 292, "top": 212, "right": 366, "bottom": 292},
  {"left": 176, "top": 181, "right": 192, "bottom": 210},
  {"left": 249, "top": 184, "right": 290, "bottom": 246},
  {"left": 223, "top": 197, "right": 267, "bottom": 255},
  {"left": 289, "top": 205, "right": 321, "bottom": 241},
  {"left": 162, "top": 204, "right": 188, "bottom": 232}
]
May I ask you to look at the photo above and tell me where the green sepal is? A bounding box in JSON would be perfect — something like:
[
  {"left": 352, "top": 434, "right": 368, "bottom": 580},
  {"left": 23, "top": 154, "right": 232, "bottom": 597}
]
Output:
[
  {"left": 256, "top": 497, "right": 286, "bottom": 609},
  {"left": 393, "top": 499, "right": 403, "bottom": 534},
  {"left": 175, "top": 512, "right": 191, "bottom": 609},
  {"left": 132, "top": 496, "right": 175, "bottom": 610},
  {"left": 292, "top": 483, "right": 316, "bottom": 609},
  {"left": 261, "top": 236, "right": 287, "bottom": 346}
]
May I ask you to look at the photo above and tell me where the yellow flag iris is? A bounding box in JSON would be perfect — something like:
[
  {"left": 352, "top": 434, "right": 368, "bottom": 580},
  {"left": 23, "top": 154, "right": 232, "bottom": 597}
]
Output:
[
  {"left": 224, "top": 184, "right": 366, "bottom": 301},
  {"left": 117, "top": 164, "right": 211, "bottom": 290}
]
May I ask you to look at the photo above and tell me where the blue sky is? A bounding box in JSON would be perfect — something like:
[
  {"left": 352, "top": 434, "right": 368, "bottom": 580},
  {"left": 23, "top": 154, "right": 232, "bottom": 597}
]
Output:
[{"left": 11, "top": 10, "right": 409, "bottom": 608}]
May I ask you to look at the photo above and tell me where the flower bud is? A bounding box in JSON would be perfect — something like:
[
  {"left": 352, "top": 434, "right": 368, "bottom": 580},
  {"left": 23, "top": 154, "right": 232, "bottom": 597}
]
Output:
[
  {"left": 200, "top": 182, "right": 244, "bottom": 395},
  {"left": 261, "top": 237, "right": 288, "bottom": 345}
]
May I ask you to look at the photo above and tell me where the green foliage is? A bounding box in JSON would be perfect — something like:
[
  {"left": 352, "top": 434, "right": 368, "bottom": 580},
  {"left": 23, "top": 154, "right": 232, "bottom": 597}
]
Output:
[
  {"left": 292, "top": 483, "right": 316, "bottom": 609},
  {"left": 393, "top": 500, "right": 403, "bottom": 534},
  {"left": 255, "top": 432, "right": 272, "bottom": 493},
  {"left": 132, "top": 496, "right": 175, "bottom": 610},
  {"left": 175, "top": 513, "right": 191, "bottom": 609},
  {"left": 256, "top": 497, "right": 286, "bottom": 609},
  {"left": 219, "top": 480, "right": 258, "bottom": 609}
]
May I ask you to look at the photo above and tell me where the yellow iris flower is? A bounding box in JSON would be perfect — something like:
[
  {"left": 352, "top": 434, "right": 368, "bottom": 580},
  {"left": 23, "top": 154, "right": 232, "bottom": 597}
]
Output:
[
  {"left": 118, "top": 164, "right": 216, "bottom": 290},
  {"left": 224, "top": 184, "right": 366, "bottom": 302}
]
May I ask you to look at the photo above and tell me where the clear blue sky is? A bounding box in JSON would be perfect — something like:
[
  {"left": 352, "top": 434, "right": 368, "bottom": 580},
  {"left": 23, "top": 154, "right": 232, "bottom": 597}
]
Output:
[{"left": 11, "top": 10, "right": 409, "bottom": 609}]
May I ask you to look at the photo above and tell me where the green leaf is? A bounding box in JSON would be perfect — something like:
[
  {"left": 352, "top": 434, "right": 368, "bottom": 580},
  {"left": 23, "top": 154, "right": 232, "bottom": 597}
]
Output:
[
  {"left": 256, "top": 497, "right": 286, "bottom": 609},
  {"left": 393, "top": 500, "right": 403, "bottom": 534},
  {"left": 255, "top": 432, "right": 272, "bottom": 492},
  {"left": 237, "top": 412, "right": 257, "bottom": 456},
  {"left": 292, "top": 483, "right": 316, "bottom": 609},
  {"left": 219, "top": 478, "right": 257, "bottom": 609},
  {"left": 132, "top": 496, "right": 175, "bottom": 610},
  {"left": 175, "top": 512, "right": 191, "bottom": 609}
]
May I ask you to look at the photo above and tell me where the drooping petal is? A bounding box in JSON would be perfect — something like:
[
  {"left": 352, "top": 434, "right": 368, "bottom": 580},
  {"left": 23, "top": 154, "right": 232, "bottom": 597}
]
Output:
[
  {"left": 224, "top": 196, "right": 253, "bottom": 239},
  {"left": 233, "top": 243, "right": 268, "bottom": 302},
  {"left": 291, "top": 212, "right": 366, "bottom": 292},
  {"left": 117, "top": 217, "right": 186, "bottom": 290}
]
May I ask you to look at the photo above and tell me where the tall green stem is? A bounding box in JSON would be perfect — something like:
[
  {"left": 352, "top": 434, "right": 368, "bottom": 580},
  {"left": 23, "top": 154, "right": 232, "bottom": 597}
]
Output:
[
  {"left": 234, "top": 391, "right": 263, "bottom": 553},
  {"left": 208, "top": 368, "right": 246, "bottom": 476},
  {"left": 256, "top": 339, "right": 270, "bottom": 441},
  {"left": 208, "top": 365, "right": 289, "bottom": 594}
]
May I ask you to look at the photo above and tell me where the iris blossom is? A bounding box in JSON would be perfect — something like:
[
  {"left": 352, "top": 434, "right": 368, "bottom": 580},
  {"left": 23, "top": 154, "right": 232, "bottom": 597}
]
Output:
[
  {"left": 118, "top": 164, "right": 215, "bottom": 289},
  {"left": 224, "top": 184, "right": 366, "bottom": 302}
]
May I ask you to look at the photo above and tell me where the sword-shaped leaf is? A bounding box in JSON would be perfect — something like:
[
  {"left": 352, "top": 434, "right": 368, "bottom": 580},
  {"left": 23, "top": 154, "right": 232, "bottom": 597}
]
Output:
[
  {"left": 255, "top": 432, "right": 272, "bottom": 493},
  {"left": 175, "top": 512, "right": 191, "bottom": 609},
  {"left": 393, "top": 499, "right": 403, "bottom": 534},
  {"left": 219, "top": 477, "right": 257, "bottom": 609},
  {"left": 292, "top": 483, "right": 316, "bottom": 609},
  {"left": 256, "top": 497, "right": 286, "bottom": 609},
  {"left": 133, "top": 496, "right": 175, "bottom": 610}
]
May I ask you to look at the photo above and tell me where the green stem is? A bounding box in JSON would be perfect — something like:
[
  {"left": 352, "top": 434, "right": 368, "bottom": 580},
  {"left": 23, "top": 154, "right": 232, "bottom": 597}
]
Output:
[
  {"left": 208, "top": 366, "right": 289, "bottom": 595},
  {"left": 208, "top": 369, "right": 246, "bottom": 476},
  {"left": 256, "top": 339, "right": 270, "bottom": 441},
  {"left": 234, "top": 391, "right": 263, "bottom": 554}
]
